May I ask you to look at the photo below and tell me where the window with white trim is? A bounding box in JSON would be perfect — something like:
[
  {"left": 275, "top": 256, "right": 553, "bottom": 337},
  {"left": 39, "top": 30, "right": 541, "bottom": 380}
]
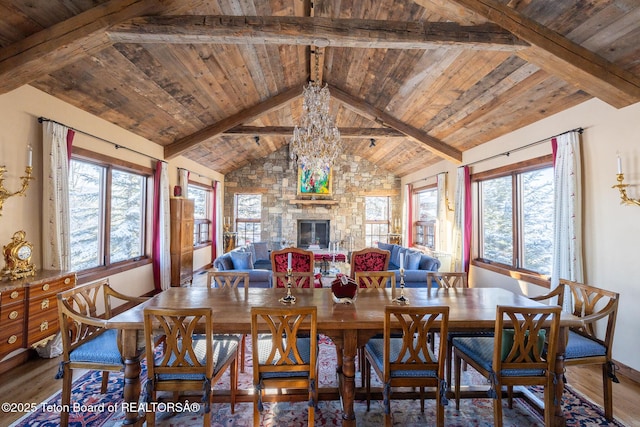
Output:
[
  {"left": 188, "top": 183, "right": 211, "bottom": 247},
  {"left": 365, "top": 196, "right": 390, "bottom": 247},
  {"left": 235, "top": 193, "right": 262, "bottom": 245}
]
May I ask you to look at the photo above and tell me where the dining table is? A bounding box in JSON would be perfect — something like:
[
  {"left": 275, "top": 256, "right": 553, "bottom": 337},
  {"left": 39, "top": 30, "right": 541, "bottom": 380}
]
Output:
[{"left": 106, "top": 286, "right": 582, "bottom": 426}]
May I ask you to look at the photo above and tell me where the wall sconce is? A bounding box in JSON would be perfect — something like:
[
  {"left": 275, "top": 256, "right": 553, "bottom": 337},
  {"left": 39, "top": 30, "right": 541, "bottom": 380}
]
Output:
[
  {"left": 613, "top": 155, "right": 640, "bottom": 206},
  {"left": 0, "top": 146, "right": 34, "bottom": 216}
]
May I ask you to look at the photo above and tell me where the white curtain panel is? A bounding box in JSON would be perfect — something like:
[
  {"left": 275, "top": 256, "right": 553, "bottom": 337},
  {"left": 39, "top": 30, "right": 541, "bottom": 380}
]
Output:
[
  {"left": 436, "top": 172, "right": 447, "bottom": 253},
  {"left": 178, "top": 168, "right": 189, "bottom": 193},
  {"left": 451, "top": 167, "right": 466, "bottom": 272},
  {"left": 41, "top": 122, "right": 70, "bottom": 270},
  {"left": 159, "top": 162, "right": 172, "bottom": 290},
  {"left": 551, "top": 131, "right": 584, "bottom": 312}
]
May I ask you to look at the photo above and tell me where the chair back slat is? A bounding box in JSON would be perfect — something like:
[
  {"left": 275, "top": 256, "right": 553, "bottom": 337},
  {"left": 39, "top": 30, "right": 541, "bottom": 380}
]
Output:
[
  {"left": 427, "top": 272, "right": 468, "bottom": 290},
  {"left": 206, "top": 271, "right": 250, "bottom": 289},
  {"left": 355, "top": 271, "right": 396, "bottom": 289},
  {"left": 272, "top": 271, "right": 316, "bottom": 288}
]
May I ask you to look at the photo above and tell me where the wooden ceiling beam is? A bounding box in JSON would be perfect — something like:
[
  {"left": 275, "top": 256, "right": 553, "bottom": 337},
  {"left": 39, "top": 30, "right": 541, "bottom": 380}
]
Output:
[
  {"left": 223, "top": 126, "right": 406, "bottom": 138},
  {"left": 0, "top": 0, "right": 160, "bottom": 95},
  {"left": 328, "top": 85, "right": 462, "bottom": 164},
  {"left": 448, "top": 0, "right": 640, "bottom": 108},
  {"left": 164, "top": 86, "right": 302, "bottom": 159},
  {"left": 107, "top": 15, "right": 528, "bottom": 51}
]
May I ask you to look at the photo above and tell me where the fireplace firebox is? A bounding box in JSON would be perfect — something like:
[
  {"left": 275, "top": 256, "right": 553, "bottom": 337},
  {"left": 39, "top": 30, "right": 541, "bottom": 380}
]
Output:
[{"left": 297, "top": 220, "right": 330, "bottom": 249}]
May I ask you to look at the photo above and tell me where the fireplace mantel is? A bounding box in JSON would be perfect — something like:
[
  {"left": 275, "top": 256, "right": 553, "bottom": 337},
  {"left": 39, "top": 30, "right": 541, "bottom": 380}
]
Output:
[{"left": 290, "top": 199, "right": 338, "bottom": 206}]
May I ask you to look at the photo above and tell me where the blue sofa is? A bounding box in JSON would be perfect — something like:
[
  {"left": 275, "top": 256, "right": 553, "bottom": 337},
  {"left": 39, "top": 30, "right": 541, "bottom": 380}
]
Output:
[
  {"left": 376, "top": 242, "right": 440, "bottom": 288},
  {"left": 212, "top": 247, "right": 272, "bottom": 288}
]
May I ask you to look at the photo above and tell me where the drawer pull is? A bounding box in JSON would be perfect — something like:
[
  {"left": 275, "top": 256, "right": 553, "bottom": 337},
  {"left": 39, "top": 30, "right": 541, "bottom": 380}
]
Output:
[
  {"left": 8, "top": 335, "right": 17, "bottom": 344},
  {"left": 40, "top": 321, "right": 49, "bottom": 331},
  {"left": 64, "top": 277, "right": 71, "bottom": 285},
  {"left": 42, "top": 283, "right": 50, "bottom": 291},
  {"left": 9, "top": 310, "right": 18, "bottom": 320},
  {"left": 10, "top": 291, "right": 19, "bottom": 299},
  {"left": 41, "top": 298, "right": 50, "bottom": 310}
]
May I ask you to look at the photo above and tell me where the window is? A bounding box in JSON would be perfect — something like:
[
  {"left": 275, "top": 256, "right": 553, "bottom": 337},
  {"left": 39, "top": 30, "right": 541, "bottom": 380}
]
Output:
[
  {"left": 69, "top": 155, "right": 149, "bottom": 272},
  {"left": 365, "top": 196, "right": 390, "bottom": 247},
  {"left": 188, "top": 184, "right": 211, "bottom": 247},
  {"left": 475, "top": 156, "right": 554, "bottom": 276},
  {"left": 413, "top": 186, "right": 437, "bottom": 249},
  {"left": 235, "top": 194, "right": 261, "bottom": 245}
]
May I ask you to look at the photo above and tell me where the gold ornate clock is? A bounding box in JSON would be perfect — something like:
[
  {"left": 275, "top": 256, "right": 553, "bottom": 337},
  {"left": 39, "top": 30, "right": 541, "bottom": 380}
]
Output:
[{"left": 2, "top": 230, "right": 36, "bottom": 280}]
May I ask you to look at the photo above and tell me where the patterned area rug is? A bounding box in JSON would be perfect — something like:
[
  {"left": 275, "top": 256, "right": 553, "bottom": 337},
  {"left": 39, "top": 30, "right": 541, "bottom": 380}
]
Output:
[{"left": 11, "top": 335, "right": 625, "bottom": 427}]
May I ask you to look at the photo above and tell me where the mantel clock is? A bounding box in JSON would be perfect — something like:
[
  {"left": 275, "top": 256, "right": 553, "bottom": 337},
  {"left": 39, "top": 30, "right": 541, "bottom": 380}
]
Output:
[{"left": 2, "top": 230, "right": 36, "bottom": 280}]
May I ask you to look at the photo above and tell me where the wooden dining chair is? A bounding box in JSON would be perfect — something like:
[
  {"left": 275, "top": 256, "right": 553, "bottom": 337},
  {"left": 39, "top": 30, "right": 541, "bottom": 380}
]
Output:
[
  {"left": 363, "top": 305, "right": 450, "bottom": 427},
  {"left": 271, "top": 247, "right": 321, "bottom": 288},
  {"left": 56, "top": 279, "right": 149, "bottom": 427},
  {"left": 143, "top": 307, "right": 239, "bottom": 427},
  {"left": 452, "top": 305, "right": 561, "bottom": 427},
  {"left": 251, "top": 306, "right": 318, "bottom": 427},
  {"left": 426, "top": 271, "right": 475, "bottom": 386},
  {"left": 354, "top": 270, "right": 396, "bottom": 289},
  {"left": 205, "top": 270, "right": 249, "bottom": 373},
  {"left": 206, "top": 270, "right": 250, "bottom": 290},
  {"left": 532, "top": 279, "right": 619, "bottom": 420},
  {"left": 349, "top": 247, "right": 391, "bottom": 280}
]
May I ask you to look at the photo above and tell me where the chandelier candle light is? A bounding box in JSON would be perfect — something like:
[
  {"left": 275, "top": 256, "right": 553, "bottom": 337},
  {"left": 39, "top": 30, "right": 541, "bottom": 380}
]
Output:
[
  {"left": 290, "top": 51, "right": 341, "bottom": 171},
  {"left": 613, "top": 154, "right": 640, "bottom": 206}
]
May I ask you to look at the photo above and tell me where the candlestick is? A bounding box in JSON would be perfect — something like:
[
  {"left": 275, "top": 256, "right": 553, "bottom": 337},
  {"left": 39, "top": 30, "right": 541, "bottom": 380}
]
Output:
[
  {"left": 279, "top": 267, "right": 297, "bottom": 304},
  {"left": 393, "top": 267, "right": 409, "bottom": 304}
]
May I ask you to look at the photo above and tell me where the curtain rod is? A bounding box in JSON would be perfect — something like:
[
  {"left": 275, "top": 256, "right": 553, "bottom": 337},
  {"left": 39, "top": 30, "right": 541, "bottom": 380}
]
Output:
[
  {"left": 178, "top": 167, "right": 218, "bottom": 183},
  {"left": 463, "top": 127, "right": 583, "bottom": 168},
  {"left": 38, "top": 117, "right": 162, "bottom": 162},
  {"left": 410, "top": 171, "right": 447, "bottom": 186}
]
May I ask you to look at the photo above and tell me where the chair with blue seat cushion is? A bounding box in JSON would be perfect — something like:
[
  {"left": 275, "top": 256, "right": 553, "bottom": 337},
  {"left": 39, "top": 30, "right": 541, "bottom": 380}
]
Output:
[
  {"left": 143, "top": 307, "right": 239, "bottom": 427},
  {"left": 452, "top": 305, "right": 561, "bottom": 427},
  {"left": 532, "top": 279, "right": 619, "bottom": 420},
  {"left": 363, "top": 305, "right": 450, "bottom": 427},
  {"left": 251, "top": 306, "right": 318, "bottom": 427},
  {"left": 56, "top": 279, "right": 149, "bottom": 427}
]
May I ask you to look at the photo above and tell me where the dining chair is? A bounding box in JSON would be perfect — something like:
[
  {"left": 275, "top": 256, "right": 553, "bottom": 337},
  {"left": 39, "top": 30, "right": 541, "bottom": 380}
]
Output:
[
  {"left": 363, "top": 305, "right": 450, "bottom": 427},
  {"left": 56, "top": 279, "right": 149, "bottom": 427},
  {"left": 354, "top": 270, "right": 396, "bottom": 289},
  {"left": 206, "top": 270, "right": 250, "bottom": 290},
  {"left": 206, "top": 270, "right": 249, "bottom": 373},
  {"left": 426, "top": 271, "right": 476, "bottom": 386},
  {"left": 349, "top": 247, "right": 391, "bottom": 280},
  {"left": 251, "top": 306, "right": 318, "bottom": 427},
  {"left": 270, "top": 247, "right": 322, "bottom": 288},
  {"left": 143, "top": 307, "right": 239, "bottom": 427},
  {"left": 532, "top": 279, "right": 619, "bottom": 420},
  {"left": 452, "top": 305, "right": 561, "bottom": 427}
]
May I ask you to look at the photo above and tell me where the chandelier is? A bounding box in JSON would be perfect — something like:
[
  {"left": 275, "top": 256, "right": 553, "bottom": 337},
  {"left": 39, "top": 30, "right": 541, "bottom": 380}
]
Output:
[{"left": 290, "top": 52, "right": 341, "bottom": 171}]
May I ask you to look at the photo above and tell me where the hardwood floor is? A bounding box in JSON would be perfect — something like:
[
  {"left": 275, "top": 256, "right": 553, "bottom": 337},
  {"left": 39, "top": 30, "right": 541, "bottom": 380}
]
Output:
[{"left": 0, "top": 351, "right": 638, "bottom": 426}]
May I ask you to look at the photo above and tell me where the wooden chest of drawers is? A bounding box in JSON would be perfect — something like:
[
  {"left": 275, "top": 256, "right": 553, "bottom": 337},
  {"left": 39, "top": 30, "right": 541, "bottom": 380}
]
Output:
[{"left": 0, "top": 270, "right": 75, "bottom": 359}]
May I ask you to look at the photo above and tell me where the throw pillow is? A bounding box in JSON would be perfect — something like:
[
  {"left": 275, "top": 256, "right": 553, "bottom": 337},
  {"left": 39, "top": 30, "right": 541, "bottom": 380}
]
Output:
[
  {"left": 377, "top": 242, "right": 394, "bottom": 252},
  {"left": 230, "top": 251, "right": 254, "bottom": 269},
  {"left": 405, "top": 251, "right": 422, "bottom": 270},
  {"left": 219, "top": 255, "right": 234, "bottom": 271}
]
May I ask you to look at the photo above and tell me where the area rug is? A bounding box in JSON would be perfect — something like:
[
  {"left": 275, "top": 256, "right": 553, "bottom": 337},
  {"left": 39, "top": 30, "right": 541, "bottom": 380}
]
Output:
[{"left": 10, "top": 335, "right": 625, "bottom": 427}]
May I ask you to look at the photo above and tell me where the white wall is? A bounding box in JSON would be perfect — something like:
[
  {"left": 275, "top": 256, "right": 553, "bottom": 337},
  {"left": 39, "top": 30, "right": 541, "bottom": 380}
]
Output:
[
  {"left": 403, "top": 98, "right": 640, "bottom": 372},
  {"left": 0, "top": 86, "right": 223, "bottom": 298}
]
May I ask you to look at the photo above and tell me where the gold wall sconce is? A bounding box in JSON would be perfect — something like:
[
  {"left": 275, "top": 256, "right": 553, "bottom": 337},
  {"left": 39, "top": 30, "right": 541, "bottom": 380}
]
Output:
[
  {"left": 0, "top": 146, "right": 34, "bottom": 216},
  {"left": 613, "top": 155, "right": 640, "bottom": 206}
]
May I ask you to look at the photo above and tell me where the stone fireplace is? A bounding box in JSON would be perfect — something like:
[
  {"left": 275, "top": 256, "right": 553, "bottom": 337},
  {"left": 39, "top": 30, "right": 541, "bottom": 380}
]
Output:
[{"left": 297, "top": 220, "right": 330, "bottom": 249}]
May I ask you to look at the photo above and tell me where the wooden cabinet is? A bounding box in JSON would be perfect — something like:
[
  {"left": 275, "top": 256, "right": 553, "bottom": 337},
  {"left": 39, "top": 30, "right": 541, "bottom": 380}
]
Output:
[
  {"left": 0, "top": 270, "right": 75, "bottom": 360},
  {"left": 170, "top": 198, "right": 194, "bottom": 286}
]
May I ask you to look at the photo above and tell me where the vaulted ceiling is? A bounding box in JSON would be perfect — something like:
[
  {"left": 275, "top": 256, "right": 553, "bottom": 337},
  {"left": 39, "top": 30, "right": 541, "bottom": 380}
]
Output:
[{"left": 1, "top": 0, "right": 639, "bottom": 176}]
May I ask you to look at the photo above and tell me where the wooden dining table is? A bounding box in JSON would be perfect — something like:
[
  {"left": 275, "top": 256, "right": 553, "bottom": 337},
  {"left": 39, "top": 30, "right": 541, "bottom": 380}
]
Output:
[{"left": 106, "top": 286, "right": 581, "bottom": 426}]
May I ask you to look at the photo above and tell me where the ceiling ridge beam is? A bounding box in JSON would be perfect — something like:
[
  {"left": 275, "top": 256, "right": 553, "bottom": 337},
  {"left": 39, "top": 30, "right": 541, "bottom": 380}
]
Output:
[
  {"left": 164, "top": 86, "right": 302, "bottom": 159},
  {"left": 107, "top": 15, "right": 528, "bottom": 51},
  {"left": 328, "top": 85, "right": 462, "bottom": 164},
  {"left": 447, "top": 0, "right": 640, "bottom": 108},
  {"left": 0, "top": 0, "right": 161, "bottom": 95},
  {"left": 224, "top": 126, "right": 406, "bottom": 138}
]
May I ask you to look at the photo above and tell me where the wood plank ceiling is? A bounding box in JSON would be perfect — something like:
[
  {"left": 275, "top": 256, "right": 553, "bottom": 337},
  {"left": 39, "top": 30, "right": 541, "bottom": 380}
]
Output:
[{"left": 0, "top": 0, "right": 638, "bottom": 177}]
